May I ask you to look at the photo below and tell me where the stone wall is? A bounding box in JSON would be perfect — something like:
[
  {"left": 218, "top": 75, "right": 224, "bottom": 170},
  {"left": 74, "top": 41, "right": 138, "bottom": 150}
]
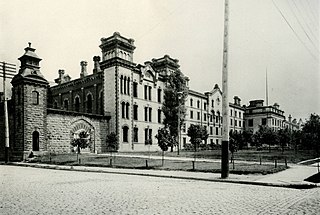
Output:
[{"left": 46, "top": 110, "right": 109, "bottom": 154}]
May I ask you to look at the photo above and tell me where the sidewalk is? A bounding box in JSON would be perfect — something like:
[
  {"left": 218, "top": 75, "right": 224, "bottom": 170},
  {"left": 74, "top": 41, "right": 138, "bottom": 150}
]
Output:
[{"left": 3, "top": 160, "right": 318, "bottom": 189}]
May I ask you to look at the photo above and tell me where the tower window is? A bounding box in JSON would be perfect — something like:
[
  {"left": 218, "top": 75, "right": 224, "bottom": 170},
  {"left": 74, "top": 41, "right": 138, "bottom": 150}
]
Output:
[
  {"left": 75, "top": 97, "right": 80, "bottom": 112},
  {"left": 87, "top": 94, "right": 93, "bottom": 113},
  {"left": 32, "top": 91, "right": 39, "bottom": 105},
  {"left": 122, "top": 126, "right": 129, "bottom": 142},
  {"left": 63, "top": 99, "right": 69, "bottom": 110}
]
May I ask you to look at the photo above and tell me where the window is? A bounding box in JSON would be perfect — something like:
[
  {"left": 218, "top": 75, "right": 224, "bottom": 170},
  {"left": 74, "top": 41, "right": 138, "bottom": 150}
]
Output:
[
  {"left": 190, "top": 111, "right": 193, "bottom": 119},
  {"left": 32, "top": 91, "right": 39, "bottom": 105},
  {"left": 145, "top": 128, "right": 152, "bottom": 142},
  {"left": 144, "top": 107, "right": 148, "bottom": 121},
  {"left": 204, "top": 103, "right": 207, "bottom": 110},
  {"left": 133, "top": 127, "right": 138, "bottom": 142},
  {"left": 197, "top": 112, "right": 200, "bottom": 120},
  {"left": 126, "top": 103, "right": 130, "bottom": 119},
  {"left": 87, "top": 94, "right": 93, "bottom": 113},
  {"left": 216, "top": 127, "right": 219, "bottom": 135},
  {"left": 122, "top": 102, "right": 126, "bottom": 118},
  {"left": 127, "top": 77, "right": 130, "bottom": 95},
  {"left": 204, "top": 113, "right": 207, "bottom": 121},
  {"left": 157, "top": 89, "right": 162, "bottom": 103},
  {"left": 239, "top": 112, "right": 241, "bottom": 118},
  {"left": 190, "top": 98, "right": 193, "bottom": 107},
  {"left": 32, "top": 131, "right": 39, "bottom": 151},
  {"left": 235, "top": 120, "right": 237, "bottom": 127},
  {"left": 63, "top": 99, "right": 69, "bottom": 110},
  {"left": 123, "top": 76, "right": 127, "bottom": 94},
  {"left": 239, "top": 121, "right": 242, "bottom": 127},
  {"left": 148, "top": 86, "right": 152, "bottom": 100},
  {"left": 210, "top": 115, "right": 213, "bottom": 122},
  {"left": 197, "top": 100, "right": 200, "bottom": 108},
  {"left": 262, "top": 118, "right": 267, "bottom": 125},
  {"left": 122, "top": 126, "right": 129, "bottom": 142},
  {"left": 230, "top": 119, "right": 233, "bottom": 126},
  {"left": 158, "top": 109, "right": 162, "bottom": 123},
  {"left": 211, "top": 100, "right": 214, "bottom": 107},
  {"left": 149, "top": 107, "right": 152, "bottom": 122},
  {"left": 230, "top": 109, "right": 233, "bottom": 116},
  {"left": 133, "top": 82, "right": 138, "bottom": 98},
  {"left": 120, "top": 75, "right": 123, "bottom": 94},
  {"left": 133, "top": 105, "right": 138, "bottom": 120},
  {"left": 53, "top": 101, "right": 58, "bottom": 109},
  {"left": 235, "top": 111, "right": 237, "bottom": 117},
  {"left": 144, "top": 85, "right": 148, "bottom": 100},
  {"left": 210, "top": 126, "right": 213, "bottom": 135},
  {"left": 248, "top": 119, "right": 253, "bottom": 127}
]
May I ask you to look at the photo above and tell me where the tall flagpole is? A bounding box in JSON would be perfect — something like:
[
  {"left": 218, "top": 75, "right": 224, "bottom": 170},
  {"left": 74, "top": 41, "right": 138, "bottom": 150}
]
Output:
[
  {"left": 221, "top": 0, "right": 230, "bottom": 179},
  {"left": 266, "top": 67, "right": 268, "bottom": 106}
]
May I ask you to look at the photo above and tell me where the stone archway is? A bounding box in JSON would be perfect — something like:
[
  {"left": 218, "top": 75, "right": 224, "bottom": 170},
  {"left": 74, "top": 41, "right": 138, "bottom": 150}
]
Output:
[{"left": 70, "top": 119, "right": 95, "bottom": 153}]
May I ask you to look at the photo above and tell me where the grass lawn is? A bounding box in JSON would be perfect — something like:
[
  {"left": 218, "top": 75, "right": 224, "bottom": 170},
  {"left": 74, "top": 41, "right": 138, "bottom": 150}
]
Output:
[
  {"left": 120, "top": 149, "right": 318, "bottom": 164},
  {"left": 35, "top": 153, "right": 287, "bottom": 175}
]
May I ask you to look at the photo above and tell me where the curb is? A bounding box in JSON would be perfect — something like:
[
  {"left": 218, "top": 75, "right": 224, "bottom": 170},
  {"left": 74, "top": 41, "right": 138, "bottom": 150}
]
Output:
[{"left": 1, "top": 162, "right": 318, "bottom": 190}]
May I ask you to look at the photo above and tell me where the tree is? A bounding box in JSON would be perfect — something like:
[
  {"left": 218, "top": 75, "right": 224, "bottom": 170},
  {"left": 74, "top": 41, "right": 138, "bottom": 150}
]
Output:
[
  {"left": 253, "top": 125, "right": 278, "bottom": 152},
  {"left": 277, "top": 128, "right": 291, "bottom": 154},
  {"left": 145, "top": 138, "right": 153, "bottom": 159},
  {"left": 241, "top": 130, "right": 253, "bottom": 149},
  {"left": 71, "top": 130, "right": 90, "bottom": 154},
  {"left": 71, "top": 130, "right": 90, "bottom": 162},
  {"left": 229, "top": 131, "right": 240, "bottom": 161},
  {"left": 106, "top": 132, "right": 119, "bottom": 156},
  {"left": 302, "top": 114, "right": 320, "bottom": 155},
  {"left": 162, "top": 70, "right": 188, "bottom": 152},
  {"left": 155, "top": 127, "right": 172, "bottom": 166},
  {"left": 187, "top": 124, "right": 208, "bottom": 161}
]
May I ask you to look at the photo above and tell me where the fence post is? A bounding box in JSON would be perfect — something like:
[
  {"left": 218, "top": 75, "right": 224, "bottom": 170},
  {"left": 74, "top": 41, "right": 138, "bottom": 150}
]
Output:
[
  {"left": 232, "top": 158, "right": 235, "bottom": 170},
  {"left": 285, "top": 158, "right": 287, "bottom": 168},
  {"left": 110, "top": 158, "right": 113, "bottom": 167},
  {"left": 259, "top": 157, "right": 262, "bottom": 165}
]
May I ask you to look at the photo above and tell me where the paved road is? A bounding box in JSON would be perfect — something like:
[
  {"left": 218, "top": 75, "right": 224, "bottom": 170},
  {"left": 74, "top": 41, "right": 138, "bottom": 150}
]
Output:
[{"left": 0, "top": 166, "right": 319, "bottom": 215}]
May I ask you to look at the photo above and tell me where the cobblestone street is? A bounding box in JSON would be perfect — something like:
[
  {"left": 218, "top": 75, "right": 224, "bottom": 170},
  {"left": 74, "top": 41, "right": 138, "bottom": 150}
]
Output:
[{"left": 0, "top": 165, "right": 319, "bottom": 215}]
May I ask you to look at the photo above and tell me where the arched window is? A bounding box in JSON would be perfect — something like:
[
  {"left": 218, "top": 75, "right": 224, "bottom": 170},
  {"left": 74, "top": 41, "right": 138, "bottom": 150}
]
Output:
[
  {"left": 32, "top": 91, "right": 39, "bottom": 105},
  {"left": 87, "top": 94, "right": 93, "bottom": 113},
  {"left": 75, "top": 97, "right": 80, "bottom": 112},
  {"left": 124, "top": 76, "right": 127, "bottom": 94},
  {"left": 127, "top": 78, "right": 130, "bottom": 95},
  {"left": 126, "top": 103, "right": 130, "bottom": 119},
  {"left": 32, "top": 131, "right": 39, "bottom": 151},
  {"left": 123, "top": 126, "right": 129, "bottom": 142},
  {"left": 133, "top": 127, "right": 138, "bottom": 142},
  {"left": 120, "top": 75, "right": 123, "bottom": 94},
  {"left": 63, "top": 99, "right": 69, "bottom": 110},
  {"left": 121, "top": 102, "right": 125, "bottom": 118},
  {"left": 53, "top": 101, "right": 58, "bottom": 109}
]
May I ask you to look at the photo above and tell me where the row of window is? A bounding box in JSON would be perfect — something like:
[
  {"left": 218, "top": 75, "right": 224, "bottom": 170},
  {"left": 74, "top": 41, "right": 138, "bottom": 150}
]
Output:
[
  {"left": 248, "top": 118, "right": 284, "bottom": 127},
  {"left": 122, "top": 126, "right": 152, "bottom": 143},
  {"left": 230, "top": 119, "right": 242, "bottom": 127},
  {"left": 230, "top": 109, "right": 242, "bottom": 118},
  {"left": 189, "top": 98, "right": 220, "bottom": 109},
  {"left": 122, "top": 78, "right": 162, "bottom": 103},
  {"left": 189, "top": 110, "right": 222, "bottom": 123},
  {"left": 123, "top": 103, "right": 162, "bottom": 123}
]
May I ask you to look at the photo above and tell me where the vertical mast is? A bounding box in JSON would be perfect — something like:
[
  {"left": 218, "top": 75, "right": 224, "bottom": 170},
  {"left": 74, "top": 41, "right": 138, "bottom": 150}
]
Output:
[
  {"left": 266, "top": 67, "right": 268, "bottom": 106},
  {"left": 221, "top": 0, "right": 230, "bottom": 179}
]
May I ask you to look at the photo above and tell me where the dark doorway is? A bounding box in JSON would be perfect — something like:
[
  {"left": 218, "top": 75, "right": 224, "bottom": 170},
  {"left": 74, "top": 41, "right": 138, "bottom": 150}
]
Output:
[{"left": 32, "top": 131, "right": 40, "bottom": 151}]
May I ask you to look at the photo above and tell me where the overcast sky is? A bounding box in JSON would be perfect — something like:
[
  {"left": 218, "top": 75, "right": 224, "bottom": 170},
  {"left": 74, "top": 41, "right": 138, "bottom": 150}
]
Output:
[{"left": 1, "top": 0, "right": 319, "bottom": 121}]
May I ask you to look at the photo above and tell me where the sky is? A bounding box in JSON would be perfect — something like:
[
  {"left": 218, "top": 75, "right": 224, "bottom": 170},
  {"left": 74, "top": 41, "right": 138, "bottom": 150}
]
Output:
[{"left": 0, "top": 0, "right": 319, "bottom": 121}]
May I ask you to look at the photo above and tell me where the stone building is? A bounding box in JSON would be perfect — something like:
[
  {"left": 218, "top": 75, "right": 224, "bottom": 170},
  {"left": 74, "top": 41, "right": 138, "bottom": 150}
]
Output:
[
  {"left": 244, "top": 100, "right": 286, "bottom": 133},
  {"left": 0, "top": 32, "right": 299, "bottom": 161}
]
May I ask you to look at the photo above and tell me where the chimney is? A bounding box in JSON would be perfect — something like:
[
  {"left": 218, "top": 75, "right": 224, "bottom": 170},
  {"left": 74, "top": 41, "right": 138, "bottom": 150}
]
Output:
[
  {"left": 288, "top": 114, "right": 292, "bottom": 123},
  {"left": 80, "top": 61, "right": 88, "bottom": 78},
  {"left": 55, "top": 69, "right": 65, "bottom": 85},
  {"left": 233, "top": 96, "right": 241, "bottom": 106},
  {"left": 93, "top": 56, "right": 101, "bottom": 74}
]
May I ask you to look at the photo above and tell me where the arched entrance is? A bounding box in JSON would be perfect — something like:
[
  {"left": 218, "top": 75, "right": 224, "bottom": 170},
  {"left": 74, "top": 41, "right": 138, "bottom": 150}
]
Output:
[
  {"left": 32, "top": 131, "right": 40, "bottom": 151},
  {"left": 70, "top": 119, "right": 95, "bottom": 153}
]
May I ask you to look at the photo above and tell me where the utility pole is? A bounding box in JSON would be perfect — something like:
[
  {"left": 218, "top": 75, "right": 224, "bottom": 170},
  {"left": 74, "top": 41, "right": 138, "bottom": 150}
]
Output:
[
  {"left": 0, "top": 62, "right": 16, "bottom": 163},
  {"left": 221, "top": 0, "right": 230, "bottom": 179}
]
